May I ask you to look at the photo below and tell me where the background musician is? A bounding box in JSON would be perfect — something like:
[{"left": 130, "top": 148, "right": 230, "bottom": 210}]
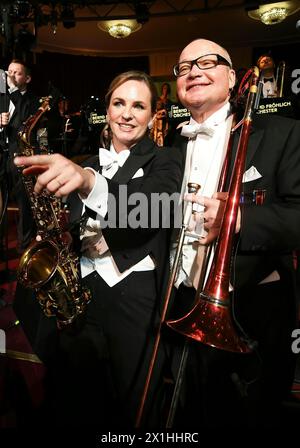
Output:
[
  {"left": 150, "top": 99, "right": 169, "bottom": 147},
  {"left": 256, "top": 53, "right": 279, "bottom": 98},
  {"left": 0, "top": 59, "right": 39, "bottom": 253},
  {"left": 168, "top": 38, "right": 300, "bottom": 428},
  {"left": 158, "top": 82, "right": 175, "bottom": 112}
]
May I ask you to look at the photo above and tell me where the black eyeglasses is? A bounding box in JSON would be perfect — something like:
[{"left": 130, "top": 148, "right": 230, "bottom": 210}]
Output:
[{"left": 173, "top": 53, "right": 232, "bottom": 77}]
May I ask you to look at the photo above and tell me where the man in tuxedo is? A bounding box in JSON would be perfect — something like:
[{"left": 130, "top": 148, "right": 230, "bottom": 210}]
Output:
[
  {"left": 0, "top": 59, "right": 39, "bottom": 252},
  {"left": 169, "top": 38, "right": 300, "bottom": 428},
  {"left": 257, "top": 54, "right": 279, "bottom": 98}
]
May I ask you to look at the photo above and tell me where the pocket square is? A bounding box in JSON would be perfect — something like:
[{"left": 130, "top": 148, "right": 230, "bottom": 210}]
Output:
[
  {"left": 242, "top": 166, "right": 262, "bottom": 183},
  {"left": 132, "top": 168, "right": 144, "bottom": 179}
]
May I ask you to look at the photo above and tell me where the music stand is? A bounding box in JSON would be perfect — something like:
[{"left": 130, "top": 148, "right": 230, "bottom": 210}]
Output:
[{"left": 0, "top": 68, "right": 13, "bottom": 279}]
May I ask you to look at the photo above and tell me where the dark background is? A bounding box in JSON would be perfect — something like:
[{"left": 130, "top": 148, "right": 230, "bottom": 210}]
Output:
[{"left": 31, "top": 52, "right": 149, "bottom": 111}]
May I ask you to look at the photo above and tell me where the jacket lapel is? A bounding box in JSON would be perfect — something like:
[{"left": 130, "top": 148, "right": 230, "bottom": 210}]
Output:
[
  {"left": 69, "top": 137, "right": 157, "bottom": 222},
  {"left": 229, "top": 123, "right": 264, "bottom": 177},
  {"left": 9, "top": 90, "right": 23, "bottom": 123},
  {"left": 112, "top": 136, "right": 156, "bottom": 184},
  {"left": 245, "top": 127, "right": 264, "bottom": 167},
  {"left": 176, "top": 114, "right": 265, "bottom": 193},
  {"left": 9, "top": 92, "right": 32, "bottom": 128}
]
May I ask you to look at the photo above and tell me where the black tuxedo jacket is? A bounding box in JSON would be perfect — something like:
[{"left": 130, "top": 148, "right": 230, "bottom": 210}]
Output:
[
  {"left": 68, "top": 135, "right": 183, "bottom": 290},
  {"left": 0, "top": 89, "right": 39, "bottom": 156},
  {"left": 173, "top": 113, "right": 300, "bottom": 292},
  {"left": 13, "top": 136, "right": 182, "bottom": 362}
]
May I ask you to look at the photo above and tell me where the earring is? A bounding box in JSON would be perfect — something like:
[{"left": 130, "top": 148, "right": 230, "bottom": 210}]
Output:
[{"left": 148, "top": 119, "right": 153, "bottom": 130}]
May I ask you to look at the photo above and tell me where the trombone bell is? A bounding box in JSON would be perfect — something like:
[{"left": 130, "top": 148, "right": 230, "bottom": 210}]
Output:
[{"left": 167, "top": 292, "right": 251, "bottom": 353}]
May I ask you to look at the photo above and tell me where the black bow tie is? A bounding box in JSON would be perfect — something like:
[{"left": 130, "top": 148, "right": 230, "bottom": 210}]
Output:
[{"left": 263, "top": 77, "right": 274, "bottom": 83}]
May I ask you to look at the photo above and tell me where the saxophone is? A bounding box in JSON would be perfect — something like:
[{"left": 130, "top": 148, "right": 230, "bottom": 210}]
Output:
[{"left": 16, "top": 97, "right": 91, "bottom": 328}]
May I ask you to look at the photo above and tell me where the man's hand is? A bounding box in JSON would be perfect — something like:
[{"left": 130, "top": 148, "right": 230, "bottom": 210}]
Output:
[
  {"left": 184, "top": 192, "right": 241, "bottom": 245},
  {"left": 0, "top": 112, "right": 9, "bottom": 127}
]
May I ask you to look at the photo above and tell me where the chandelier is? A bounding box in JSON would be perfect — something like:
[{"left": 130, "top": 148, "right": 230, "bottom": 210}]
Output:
[
  {"left": 97, "top": 20, "right": 142, "bottom": 39},
  {"left": 247, "top": 1, "right": 300, "bottom": 25},
  {"left": 260, "top": 7, "right": 288, "bottom": 25},
  {"left": 107, "top": 23, "right": 132, "bottom": 38}
]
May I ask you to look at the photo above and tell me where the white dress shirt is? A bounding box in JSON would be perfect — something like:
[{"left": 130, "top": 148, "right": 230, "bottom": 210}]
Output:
[
  {"left": 262, "top": 79, "right": 277, "bottom": 98},
  {"left": 173, "top": 102, "right": 232, "bottom": 288},
  {"left": 80, "top": 143, "right": 155, "bottom": 287}
]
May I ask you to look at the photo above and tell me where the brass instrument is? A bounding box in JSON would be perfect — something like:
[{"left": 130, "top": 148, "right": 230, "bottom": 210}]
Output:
[
  {"left": 167, "top": 67, "right": 260, "bottom": 353},
  {"left": 275, "top": 60, "right": 286, "bottom": 97},
  {"left": 16, "top": 97, "right": 91, "bottom": 328},
  {"left": 150, "top": 107, "right": 169, "bottom": 147},
  {"left": 135, "top": 182, "right": 200, "bottom": 428}
]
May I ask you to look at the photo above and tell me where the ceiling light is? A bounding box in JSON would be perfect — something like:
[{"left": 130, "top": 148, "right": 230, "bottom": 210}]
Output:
[
  {"left": 97, "top": 20, "right": 142, "bottom": 39},
  {"left": 260, "top": 7, "right": 287, "bottom": 24},
  {"left": 108, "top": 23, "right": 132, "bottom": 38},
  {"left": 247, "top": 1, "right": 300, "bottom": 25}
]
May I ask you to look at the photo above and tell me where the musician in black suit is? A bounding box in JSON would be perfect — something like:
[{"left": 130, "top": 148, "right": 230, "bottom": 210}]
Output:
[
  {"left": 14, "top": 70, "right": 182, "bottom": 427},
  {"left": 256, "top": 54, "right": 279, "bottom": 98},
  {"left": 0, "top": 59, "right": 39, "bottom": 252},
  {"left": 167, "top": 38, "right": 300, "bottom": 428}
]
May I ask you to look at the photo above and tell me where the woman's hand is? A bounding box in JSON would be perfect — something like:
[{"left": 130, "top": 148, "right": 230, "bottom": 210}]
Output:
[
  {"left": 184, "top": 192, "right": 241, "bottom": 245},
  {"left": 14, "top": 153, "right": 95, "bottom": 198},
  {"left": 0, "top": 112, "right": 10, "bottom": 127}
]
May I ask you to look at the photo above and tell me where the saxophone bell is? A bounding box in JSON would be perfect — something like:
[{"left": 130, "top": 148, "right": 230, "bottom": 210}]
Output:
[{"left": 18, "top": 239, "right": 90, "bottom": 328}]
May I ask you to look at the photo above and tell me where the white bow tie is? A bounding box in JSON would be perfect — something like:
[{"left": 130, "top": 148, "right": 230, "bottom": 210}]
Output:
[
  {"left": 98, "top": 147, "right": 130, "bottom": 170},
  {"left": 181, "top": 123, "right": 215, "bottom": 139}
]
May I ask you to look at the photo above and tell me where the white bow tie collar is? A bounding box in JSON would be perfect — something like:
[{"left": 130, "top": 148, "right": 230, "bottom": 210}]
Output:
[
  {"left": 98, "top": 147, "right": 130, "bottom": 170},
  {"left": 180, "top": 123, "right": 215, "bottom": 139}
]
